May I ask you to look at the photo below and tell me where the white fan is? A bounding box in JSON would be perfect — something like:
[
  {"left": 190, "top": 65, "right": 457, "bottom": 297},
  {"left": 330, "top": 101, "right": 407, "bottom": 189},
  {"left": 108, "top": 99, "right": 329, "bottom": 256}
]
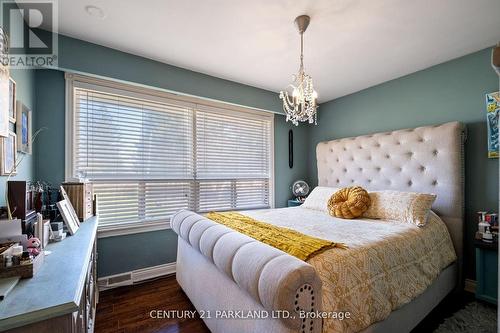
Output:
[{"left": 292, "top": 180, "right": 310, "bottom": 200}]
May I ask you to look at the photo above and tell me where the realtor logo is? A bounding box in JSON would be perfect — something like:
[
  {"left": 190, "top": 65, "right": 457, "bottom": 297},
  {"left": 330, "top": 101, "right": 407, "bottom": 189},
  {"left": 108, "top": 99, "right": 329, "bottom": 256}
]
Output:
[{"left": 1, "top": 0, "right": 58, "bottom": 68}]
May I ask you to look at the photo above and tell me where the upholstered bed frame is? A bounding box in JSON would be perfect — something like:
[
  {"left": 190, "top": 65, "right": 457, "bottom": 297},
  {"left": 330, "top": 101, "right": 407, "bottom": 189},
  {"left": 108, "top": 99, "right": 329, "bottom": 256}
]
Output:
[{"left": 172, "top": 121, "right": 465, "bottom": 333}]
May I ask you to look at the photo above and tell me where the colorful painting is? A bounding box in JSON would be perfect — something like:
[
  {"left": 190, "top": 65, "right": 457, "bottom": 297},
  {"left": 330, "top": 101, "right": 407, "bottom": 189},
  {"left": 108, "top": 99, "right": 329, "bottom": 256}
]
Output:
[
  {"left": 22, "top": 112, "right": 28, "bottom": 143},
  {"left": 486, "top": 92, "right": 499, "bottom": 158}
]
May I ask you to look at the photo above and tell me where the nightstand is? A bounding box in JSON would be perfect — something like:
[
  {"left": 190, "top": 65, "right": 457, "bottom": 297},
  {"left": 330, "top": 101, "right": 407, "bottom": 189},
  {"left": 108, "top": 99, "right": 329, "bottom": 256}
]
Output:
[
  {"left": 474, "top": 239, "right": 498, "bottom": 304},
  {"left": 287, "top": 199, "right": 303, "bottom": 207}
]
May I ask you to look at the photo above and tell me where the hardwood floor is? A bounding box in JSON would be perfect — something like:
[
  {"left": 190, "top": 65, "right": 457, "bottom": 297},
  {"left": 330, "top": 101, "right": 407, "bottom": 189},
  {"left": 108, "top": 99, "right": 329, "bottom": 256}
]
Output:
[
  {"left": 95, "top": 274, "right": 479, "bottom": 333},
  {"left": 95, "top": 275, "right": 209, "bottom": 333}
]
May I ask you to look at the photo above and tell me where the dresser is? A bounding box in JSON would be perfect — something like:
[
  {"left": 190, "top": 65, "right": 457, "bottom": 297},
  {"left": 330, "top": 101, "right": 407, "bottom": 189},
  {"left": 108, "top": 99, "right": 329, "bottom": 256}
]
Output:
[{"left": 0, "top": 217, "right": 98, "bottom": 332}]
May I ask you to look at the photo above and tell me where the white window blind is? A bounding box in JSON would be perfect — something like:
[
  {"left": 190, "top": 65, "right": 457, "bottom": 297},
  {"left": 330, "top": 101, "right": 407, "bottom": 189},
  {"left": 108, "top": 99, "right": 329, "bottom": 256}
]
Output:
[
  {"left": 70, "top": 78, "right": 273, "bottom": 229},
  {"left": 195, "top": 107, "right": 271, "bottom": 211}
]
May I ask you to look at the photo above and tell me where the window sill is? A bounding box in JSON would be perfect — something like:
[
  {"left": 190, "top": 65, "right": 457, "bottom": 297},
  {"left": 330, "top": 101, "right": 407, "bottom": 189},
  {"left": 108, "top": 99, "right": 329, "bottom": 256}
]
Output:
[{"left": 97, "top": 219, "right": 172, "bottom": 238}]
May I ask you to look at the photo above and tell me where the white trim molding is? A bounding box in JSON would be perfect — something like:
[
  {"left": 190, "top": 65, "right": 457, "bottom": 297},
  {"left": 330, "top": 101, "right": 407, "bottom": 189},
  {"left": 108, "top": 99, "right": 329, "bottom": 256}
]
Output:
[
  {"left": 97, "top": 220, "right": 172, "bottom": 238},
  {"left": 62, "top": 69, "right": 282, "bottom": 115},
  {"left": 98, "top": 262, "right": 176, "bottom": 291},
  {"left": 64, "top": 75, "right": 75, "bottom": 182}
]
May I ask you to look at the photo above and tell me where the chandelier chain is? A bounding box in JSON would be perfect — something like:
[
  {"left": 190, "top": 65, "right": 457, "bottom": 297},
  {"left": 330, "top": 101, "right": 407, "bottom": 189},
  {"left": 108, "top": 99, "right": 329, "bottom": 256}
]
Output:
[{"left": 300, "top": 32, "right": 304, "bottom": 70}]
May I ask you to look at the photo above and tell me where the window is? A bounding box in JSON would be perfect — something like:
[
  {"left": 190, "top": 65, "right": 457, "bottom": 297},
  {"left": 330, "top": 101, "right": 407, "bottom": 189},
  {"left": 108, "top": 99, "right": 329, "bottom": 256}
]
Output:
[
  {"left": 195, "top": 106, "right": 272, "bottom": 212},
  {"left": 66, "top": 74, "right": 274, "bottom": 232}
]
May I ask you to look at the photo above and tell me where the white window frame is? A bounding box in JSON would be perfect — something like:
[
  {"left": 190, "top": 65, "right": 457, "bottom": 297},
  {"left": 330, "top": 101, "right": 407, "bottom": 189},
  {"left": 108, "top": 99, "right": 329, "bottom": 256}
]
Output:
[{"left": 65, "top": 73, "right": 275, "bottom": 237}]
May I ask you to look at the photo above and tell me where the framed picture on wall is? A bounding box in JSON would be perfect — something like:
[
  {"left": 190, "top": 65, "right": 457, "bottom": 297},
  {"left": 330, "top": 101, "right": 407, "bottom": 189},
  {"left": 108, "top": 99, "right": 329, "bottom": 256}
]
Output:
[
  {"left": 16, "top": 101, "right": 32, "bottom": 154},
  {"left": 486, "top": 92, "right": 499, "bottom": 158},
  {"left": 8, "top": 78, "right": 16, "bottom": 123},
  {"left": 0, "top": 66, "right": 10, "bottom": 137},
  {"left": 1, "top": 131, "right": 17, "bottom": 175}
]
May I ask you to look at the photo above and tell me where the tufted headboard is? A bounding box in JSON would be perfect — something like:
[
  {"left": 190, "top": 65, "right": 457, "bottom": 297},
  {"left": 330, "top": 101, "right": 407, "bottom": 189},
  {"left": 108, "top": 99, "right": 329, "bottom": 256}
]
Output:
[{"left": 316, "top": 121, "right": 465, "bottom": 274}]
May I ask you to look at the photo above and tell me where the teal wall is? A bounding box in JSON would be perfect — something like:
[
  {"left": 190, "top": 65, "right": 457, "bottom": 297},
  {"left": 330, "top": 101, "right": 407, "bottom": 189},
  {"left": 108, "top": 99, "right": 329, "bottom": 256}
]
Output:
[
  {"left": 97, "top": 229, "right": 179, "bottom": 276},
  {"left": 0, "top": 69, "right": 36, "bottom": 205},
  {"left": 33, "top": 70, "right": 64, "bottom": 187},
  {"left": 0, "top": 2, "right": 36, "bottom": 206},
  {"left": 307, "top": 48, "right": 499, "bottom": 279},
  {"left": 34, "top": 34, "right": 308, "bottom": 277},
  {"left": 275, "top": 117, "right": 312, "bottom": 199},
  {"left": 39, "top": 31, "right": 282, "bottom": 113}
]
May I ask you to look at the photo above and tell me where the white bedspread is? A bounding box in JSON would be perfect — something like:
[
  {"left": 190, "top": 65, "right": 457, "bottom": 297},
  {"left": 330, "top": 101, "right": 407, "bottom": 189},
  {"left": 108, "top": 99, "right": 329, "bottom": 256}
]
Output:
[{"left": 241, "top": 207, "right": 457, "bottom": 333}]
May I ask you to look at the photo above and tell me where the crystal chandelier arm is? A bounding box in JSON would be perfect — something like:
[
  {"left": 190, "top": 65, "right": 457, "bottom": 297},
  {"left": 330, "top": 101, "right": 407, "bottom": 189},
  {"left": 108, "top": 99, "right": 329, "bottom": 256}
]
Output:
[{"left": 280, "top": 90, "right": 296, "bottom": 113}]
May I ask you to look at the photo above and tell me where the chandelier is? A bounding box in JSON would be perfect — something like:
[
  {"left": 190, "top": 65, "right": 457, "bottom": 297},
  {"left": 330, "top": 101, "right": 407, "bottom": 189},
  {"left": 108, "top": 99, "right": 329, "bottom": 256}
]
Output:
[{"left": 279, "top": 15, "right": 318, "bottom": 126}]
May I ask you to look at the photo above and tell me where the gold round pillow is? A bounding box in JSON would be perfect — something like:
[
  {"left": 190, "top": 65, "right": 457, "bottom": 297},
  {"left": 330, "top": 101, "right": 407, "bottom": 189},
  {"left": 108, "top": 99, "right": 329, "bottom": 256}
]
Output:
[{"left": 327, "top": 186, "right": 371, "bottom": 219}]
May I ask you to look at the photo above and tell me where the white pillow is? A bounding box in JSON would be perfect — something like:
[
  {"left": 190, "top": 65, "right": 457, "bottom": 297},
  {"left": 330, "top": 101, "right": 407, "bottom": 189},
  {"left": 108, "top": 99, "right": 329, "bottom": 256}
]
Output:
[
  {"left": 363, "top": 190, "right": 437, "bottom": 226},
  {"left": 302, "top": 186, "right": 339, "bottom": 212}
]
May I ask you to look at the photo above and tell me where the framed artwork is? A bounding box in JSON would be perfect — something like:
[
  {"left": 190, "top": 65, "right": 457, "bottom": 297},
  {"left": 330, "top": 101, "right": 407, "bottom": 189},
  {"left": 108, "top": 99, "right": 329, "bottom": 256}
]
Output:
[
  {"left": 8, "top": 78, "right": 15, "bottom": 123},
  {"left": 16, "top": 102, "right": 32, "bottom": 154},
  {"left": 0, "top": 66, "right": 9, "bottom": 137},
  {"left": 56, "top": 199, "right": 80, "bottom": 235},
  {"left": 60, "top": 186, "right": 80, "bottom": 226},
  {"left": 1, "top": 131, "right": 16, "bottom": 175},
  {"left": 486, "top": 92, "right": 499, "bottom": 158}
]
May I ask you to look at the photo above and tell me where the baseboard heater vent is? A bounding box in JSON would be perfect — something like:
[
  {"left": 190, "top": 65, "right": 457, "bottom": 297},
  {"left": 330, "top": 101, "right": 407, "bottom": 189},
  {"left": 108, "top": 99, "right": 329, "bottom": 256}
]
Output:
[
  {"left": 107, "top": 273, "right": 132, "bottom": 285},
  {"left": 98, "top": 262, "right": 176, "bottom": 290},
  {"left": 98, "top": 273, "right": 133, "bottom": 290}
]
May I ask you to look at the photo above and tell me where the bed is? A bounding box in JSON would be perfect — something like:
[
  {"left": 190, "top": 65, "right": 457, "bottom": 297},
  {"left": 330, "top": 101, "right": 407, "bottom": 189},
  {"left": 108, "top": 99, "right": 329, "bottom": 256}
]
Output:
[{"left": 171, "top": 121, "right": 465, "bottom": 333}]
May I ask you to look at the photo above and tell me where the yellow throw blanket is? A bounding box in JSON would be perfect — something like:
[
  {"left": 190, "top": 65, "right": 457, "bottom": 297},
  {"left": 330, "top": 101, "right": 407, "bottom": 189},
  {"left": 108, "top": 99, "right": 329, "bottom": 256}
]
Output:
[{"left": 206, "top": 211, "right": 346, "bottom": 261}]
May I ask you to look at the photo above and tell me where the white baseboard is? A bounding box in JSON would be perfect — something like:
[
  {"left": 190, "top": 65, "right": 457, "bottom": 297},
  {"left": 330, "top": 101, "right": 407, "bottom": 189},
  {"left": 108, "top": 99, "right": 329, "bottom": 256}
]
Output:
[
  {"left": 464, "top": 278, "right": 476, "bottom": 293},
  {"left": 98, "top": 262, "right": 176, "bottom": 290}
]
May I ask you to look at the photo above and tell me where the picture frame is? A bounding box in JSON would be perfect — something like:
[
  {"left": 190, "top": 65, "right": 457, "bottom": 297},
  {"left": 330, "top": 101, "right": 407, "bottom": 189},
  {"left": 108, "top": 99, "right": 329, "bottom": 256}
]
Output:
[
  {"left": 0, "top": 66, "right": 9, "bottom": 137},
  {"left": 59, "top": 186, "right": 80, "bottom": 226},
  {"left": 56, "top": 199, "right": 80, "bottom": 235},
  {"left": 486, "top": 92, "right": 499, "bottom": 158},
  {"left": 8, "top": 78, "right": 15, "bottom": 123},
  {"left": 0, "top": 131, "right": 16, "bottom": 176},
  {"left": 16, "top": 102, "right": 32, "bottom": 154}
]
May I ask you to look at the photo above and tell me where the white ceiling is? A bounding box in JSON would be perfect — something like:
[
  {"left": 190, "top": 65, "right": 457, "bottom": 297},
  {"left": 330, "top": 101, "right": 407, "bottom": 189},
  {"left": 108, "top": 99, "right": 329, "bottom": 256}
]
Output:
[{"left": 46, "top": 0, "right": 500, "bottom": 102}]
